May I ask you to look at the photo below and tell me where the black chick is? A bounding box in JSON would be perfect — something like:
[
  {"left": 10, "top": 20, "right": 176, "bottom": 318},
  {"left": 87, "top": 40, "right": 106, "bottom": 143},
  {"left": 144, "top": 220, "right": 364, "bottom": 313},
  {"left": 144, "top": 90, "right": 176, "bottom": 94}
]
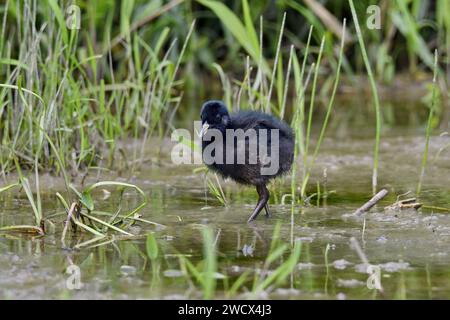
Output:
[{"left": 200, "top": 100, "right": 295, "bottom": 222}]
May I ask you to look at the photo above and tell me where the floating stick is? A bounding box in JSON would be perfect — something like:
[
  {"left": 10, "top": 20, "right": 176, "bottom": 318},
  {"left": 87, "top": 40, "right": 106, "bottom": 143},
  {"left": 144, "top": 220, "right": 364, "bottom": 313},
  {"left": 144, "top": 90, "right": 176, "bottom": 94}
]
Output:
[{"left": 354, "top": 189, "right": 388, "bottom": 215}]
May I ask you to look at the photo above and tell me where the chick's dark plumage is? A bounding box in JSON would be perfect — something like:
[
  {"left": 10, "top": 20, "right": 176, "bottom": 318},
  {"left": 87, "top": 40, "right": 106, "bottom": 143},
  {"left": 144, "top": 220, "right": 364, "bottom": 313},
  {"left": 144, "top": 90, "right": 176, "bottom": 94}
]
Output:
[{"left": 200, "top": 100, "right": 295, "bottom": 222}]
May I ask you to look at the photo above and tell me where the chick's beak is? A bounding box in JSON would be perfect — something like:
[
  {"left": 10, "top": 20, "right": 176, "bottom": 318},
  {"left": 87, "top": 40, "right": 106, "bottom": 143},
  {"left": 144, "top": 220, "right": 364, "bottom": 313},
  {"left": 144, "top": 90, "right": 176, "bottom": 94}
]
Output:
[{"left": 199, "top": 122, "right": 209, "bottom": 138}]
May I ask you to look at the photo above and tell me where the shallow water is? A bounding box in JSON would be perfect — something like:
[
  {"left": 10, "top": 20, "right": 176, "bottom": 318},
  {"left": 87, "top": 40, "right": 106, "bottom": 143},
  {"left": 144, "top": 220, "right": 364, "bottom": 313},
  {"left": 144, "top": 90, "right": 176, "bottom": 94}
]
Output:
[{"left": 0, "top": 97, "right": 449, "bottom": 300}]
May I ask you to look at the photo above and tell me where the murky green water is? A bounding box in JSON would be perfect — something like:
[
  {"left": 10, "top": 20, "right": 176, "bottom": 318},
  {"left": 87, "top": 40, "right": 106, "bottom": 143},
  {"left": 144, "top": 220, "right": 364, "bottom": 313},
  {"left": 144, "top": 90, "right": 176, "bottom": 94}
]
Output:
[{"left": 1, "top": 97, "right": 449, "bottom": 299}]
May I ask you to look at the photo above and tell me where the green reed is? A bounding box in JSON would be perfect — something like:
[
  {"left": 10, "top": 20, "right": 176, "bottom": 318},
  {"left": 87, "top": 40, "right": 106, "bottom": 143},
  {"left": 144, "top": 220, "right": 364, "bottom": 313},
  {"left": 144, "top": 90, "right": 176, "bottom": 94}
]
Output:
[
  {"left": 417, "top": 50, "right": 439, "bottom": 195},
  {"left": 349, "top": 0, "right": 382, "bottom": 194}
]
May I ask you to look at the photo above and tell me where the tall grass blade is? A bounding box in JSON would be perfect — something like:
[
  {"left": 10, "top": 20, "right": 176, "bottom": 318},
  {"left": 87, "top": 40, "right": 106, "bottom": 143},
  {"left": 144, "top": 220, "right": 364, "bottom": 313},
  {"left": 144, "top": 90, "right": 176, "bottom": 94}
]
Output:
[
  {"left": 417, "top": 50, "right": 439, "bottom": 195},
  {"left": 349, "top": 0, "right": 382, "bottom": 194}
]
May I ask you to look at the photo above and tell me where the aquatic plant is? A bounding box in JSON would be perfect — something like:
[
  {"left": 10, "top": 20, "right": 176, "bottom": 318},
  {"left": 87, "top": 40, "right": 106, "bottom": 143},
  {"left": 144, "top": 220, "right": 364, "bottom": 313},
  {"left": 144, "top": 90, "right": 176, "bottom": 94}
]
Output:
[{"left": 0, "top": 177, "right": 153, "bottom": 246}]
